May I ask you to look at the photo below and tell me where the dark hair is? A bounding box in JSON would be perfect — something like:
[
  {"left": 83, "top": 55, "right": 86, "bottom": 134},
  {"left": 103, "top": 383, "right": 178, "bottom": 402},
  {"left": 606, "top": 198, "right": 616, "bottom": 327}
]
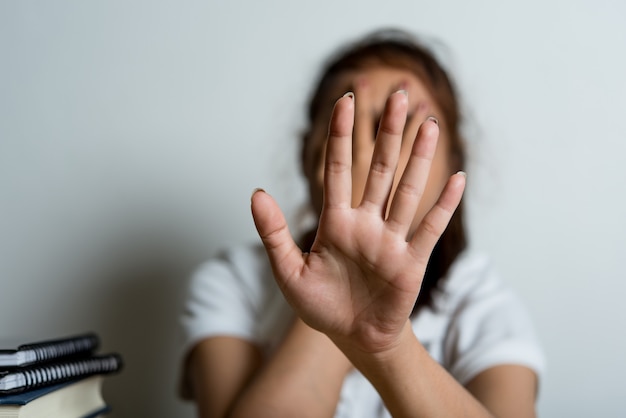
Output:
[{"left": 299, "top": 29, "right": 468, "bottom": 315}]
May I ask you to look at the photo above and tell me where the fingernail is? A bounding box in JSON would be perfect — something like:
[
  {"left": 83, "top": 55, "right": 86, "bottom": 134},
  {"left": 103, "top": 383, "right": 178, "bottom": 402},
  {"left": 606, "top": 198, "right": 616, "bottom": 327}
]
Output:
[
  {"left": 251, "top": 188, "right": 265, "bottom": 200},
  {"left": 456, "top": 171, "right": 467, "bottom": 178},
  {"left": 427, "top": 116, "right": 439, "bottom": 125},
  {"left": 395, "top": 89, "right": 408, "bottom": 97},
  {"left": 343, "top": 91, "right": 354, "bottom": 100}
]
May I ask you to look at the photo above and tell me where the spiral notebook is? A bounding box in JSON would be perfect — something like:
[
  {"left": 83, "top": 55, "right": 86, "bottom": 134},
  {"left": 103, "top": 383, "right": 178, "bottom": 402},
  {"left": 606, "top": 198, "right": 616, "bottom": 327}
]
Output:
[
  {"left": 0, "top": 354, "right": 123, "bottom": 394},
  {"left": 0, "top": 333, "right": 99, "bottom": 368}
]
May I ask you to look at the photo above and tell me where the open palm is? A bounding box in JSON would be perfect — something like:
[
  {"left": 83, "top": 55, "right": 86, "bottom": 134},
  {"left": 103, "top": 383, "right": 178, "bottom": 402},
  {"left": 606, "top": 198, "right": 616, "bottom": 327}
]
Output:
[{"left": 251, "top": 91, "right": 465, "bottom": 354}]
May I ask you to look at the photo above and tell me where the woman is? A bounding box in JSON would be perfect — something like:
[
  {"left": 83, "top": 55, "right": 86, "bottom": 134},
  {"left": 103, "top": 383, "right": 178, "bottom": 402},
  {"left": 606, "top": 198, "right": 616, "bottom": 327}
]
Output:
[{"left": 180, "top": 29, "right": 545, "bottom": 417}]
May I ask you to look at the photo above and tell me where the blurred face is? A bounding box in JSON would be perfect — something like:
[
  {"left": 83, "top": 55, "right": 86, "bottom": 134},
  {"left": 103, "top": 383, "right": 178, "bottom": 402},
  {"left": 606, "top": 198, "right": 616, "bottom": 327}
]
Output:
[{"left": 305, "top": 66, "right": 453, "bottom": 237}]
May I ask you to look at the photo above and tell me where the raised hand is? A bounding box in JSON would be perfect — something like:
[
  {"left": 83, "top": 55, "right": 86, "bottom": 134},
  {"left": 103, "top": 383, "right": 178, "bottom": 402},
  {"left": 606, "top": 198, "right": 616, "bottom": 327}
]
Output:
[{"left": 251, "top": 90, "right": 465, "bottom": 355}]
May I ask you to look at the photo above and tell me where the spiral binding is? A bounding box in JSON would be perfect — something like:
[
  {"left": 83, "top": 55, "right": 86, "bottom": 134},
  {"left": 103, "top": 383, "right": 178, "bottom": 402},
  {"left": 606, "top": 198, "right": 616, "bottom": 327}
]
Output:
[
  {"left": 0, "top": 354, "right": 122, "bottom": 393},
  {"left": 22, "top": 355, "right": 120, "bottom": 388},
  {"left": 19, "top": 334, "right": 99, "bottom": 364}
]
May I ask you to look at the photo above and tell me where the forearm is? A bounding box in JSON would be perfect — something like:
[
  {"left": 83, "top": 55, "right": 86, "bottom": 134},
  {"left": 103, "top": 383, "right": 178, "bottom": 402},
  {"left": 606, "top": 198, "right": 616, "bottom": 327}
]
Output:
[
  {"left": 230, "top": 318, "right": 352, "bottom": 418},
  {"left": 336, "top": 321, "right": 494, "bottom": 418}
]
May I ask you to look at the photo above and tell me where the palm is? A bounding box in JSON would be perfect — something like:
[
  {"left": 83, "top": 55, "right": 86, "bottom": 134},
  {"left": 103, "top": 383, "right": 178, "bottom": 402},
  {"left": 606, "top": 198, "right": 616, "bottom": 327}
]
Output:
[
  {"left": 297, "top": 211, "right": 420, "bottom": 346},
  {"left": 251, "top": 91, "right": 465, "bottom": 353}
]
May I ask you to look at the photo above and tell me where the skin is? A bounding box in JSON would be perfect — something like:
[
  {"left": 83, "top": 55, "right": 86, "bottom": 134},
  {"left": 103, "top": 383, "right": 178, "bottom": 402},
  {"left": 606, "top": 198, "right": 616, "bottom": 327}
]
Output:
[
  {"left": 186, "top": 67, "right": 538, "bottom": 418},
  {"left": 304, "top": 67, "right": 453, "bottom": 229}
]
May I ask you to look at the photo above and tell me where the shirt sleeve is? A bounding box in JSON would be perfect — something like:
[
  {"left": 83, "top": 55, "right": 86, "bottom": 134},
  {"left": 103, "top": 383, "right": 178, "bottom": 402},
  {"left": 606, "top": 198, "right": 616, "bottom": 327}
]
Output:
[
  {"left": 180, "top": 248, "right": 264, "bottom": 356},
  {"left": 442, "top": 257, "right": 546, "bottom": 385},
  {"left": 178, "top": 246, "right": 270, "bottom": 399}
]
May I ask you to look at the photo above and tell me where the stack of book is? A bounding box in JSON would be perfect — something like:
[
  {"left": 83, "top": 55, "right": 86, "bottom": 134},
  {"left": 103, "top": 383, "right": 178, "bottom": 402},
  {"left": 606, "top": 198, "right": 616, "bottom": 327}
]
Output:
[{"left": 0, "top": 333, "right": 123, "bottom": 418}]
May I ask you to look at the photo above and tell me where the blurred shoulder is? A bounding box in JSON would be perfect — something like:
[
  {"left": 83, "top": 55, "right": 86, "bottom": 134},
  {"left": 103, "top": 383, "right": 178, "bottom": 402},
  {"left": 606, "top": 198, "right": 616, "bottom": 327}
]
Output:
[
  {"left": 190, "top": 243, "right": 273, "bottom": 292},
  {"left": 436, "top": 250, "right": 503, "bottom": 306}
]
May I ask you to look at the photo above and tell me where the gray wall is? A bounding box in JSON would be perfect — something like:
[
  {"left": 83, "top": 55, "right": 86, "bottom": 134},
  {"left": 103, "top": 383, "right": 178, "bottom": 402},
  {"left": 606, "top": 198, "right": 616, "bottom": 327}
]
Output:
[{"left": 1, "top": 1, "right": 625, "bottom": 417}]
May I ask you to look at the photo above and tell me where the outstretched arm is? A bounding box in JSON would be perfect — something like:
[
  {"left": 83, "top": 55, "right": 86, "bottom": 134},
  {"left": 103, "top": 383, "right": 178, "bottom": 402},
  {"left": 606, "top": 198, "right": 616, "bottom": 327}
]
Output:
[
  {"left": 227, "top": 318, "right": 352, "bottom": 418},
  {"left": 187, "top": 319, "right": 351, "bottom": 418},
  {"left": 251, "top": 91, "right": 536, "bottom": 417}
]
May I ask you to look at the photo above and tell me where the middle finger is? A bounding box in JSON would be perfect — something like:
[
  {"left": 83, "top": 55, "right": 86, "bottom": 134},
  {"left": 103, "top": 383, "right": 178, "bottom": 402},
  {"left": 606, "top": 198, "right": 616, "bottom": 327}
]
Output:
[{"left": 358, "top": 90, "right": 408, "bottom": 214}]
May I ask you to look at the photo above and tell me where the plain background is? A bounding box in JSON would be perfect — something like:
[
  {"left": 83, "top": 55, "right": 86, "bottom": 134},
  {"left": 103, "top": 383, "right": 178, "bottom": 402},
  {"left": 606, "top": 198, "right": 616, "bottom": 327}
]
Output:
[{"left": 1, "top": 1, "right": 625, "bottom": 416}]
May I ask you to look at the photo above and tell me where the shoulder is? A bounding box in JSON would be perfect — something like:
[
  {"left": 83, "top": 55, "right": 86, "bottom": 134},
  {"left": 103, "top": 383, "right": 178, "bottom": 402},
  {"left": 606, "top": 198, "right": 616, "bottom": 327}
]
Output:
[
  {"left": 181, "top": 242, "right": 293, "bottom": 352},
  {"left": 436, "top": 251, "right": 499, "bottom": 305},
  {"left": 187, "top": 243, "right": 272, "bottom": 297},
  {"left": 432, "top": 251, "right": 546, "bottom": 385},
  {"left": 435, "top": 251, "right": 527, "bottom": 318},
  {"left": 181, "top": 243, "right": 280, "bottom": 346}
]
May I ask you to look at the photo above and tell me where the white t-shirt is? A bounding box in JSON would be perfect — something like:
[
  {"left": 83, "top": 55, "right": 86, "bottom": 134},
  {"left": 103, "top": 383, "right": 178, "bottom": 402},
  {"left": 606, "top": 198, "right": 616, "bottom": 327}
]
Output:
[{"left": 180, "top": 244, "right": 545, "bottom": 418}]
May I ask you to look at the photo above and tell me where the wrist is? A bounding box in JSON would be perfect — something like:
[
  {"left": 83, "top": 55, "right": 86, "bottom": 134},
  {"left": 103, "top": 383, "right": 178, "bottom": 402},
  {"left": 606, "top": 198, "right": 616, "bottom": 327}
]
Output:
[
  {"left": 331, "top": 321, "right": 495, "bottom": 418},
  {"left": 332, "top": 320, "right": 418, "bottom": 376},
  {"left": 289, "top": 318, "right": 353, "bottom": 376}
]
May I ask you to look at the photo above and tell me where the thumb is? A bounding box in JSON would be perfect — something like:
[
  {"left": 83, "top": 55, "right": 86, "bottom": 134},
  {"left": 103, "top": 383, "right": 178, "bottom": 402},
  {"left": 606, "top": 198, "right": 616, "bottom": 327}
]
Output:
[{"left": 251, "top": 188, "right": 304, "bottom": 287}]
